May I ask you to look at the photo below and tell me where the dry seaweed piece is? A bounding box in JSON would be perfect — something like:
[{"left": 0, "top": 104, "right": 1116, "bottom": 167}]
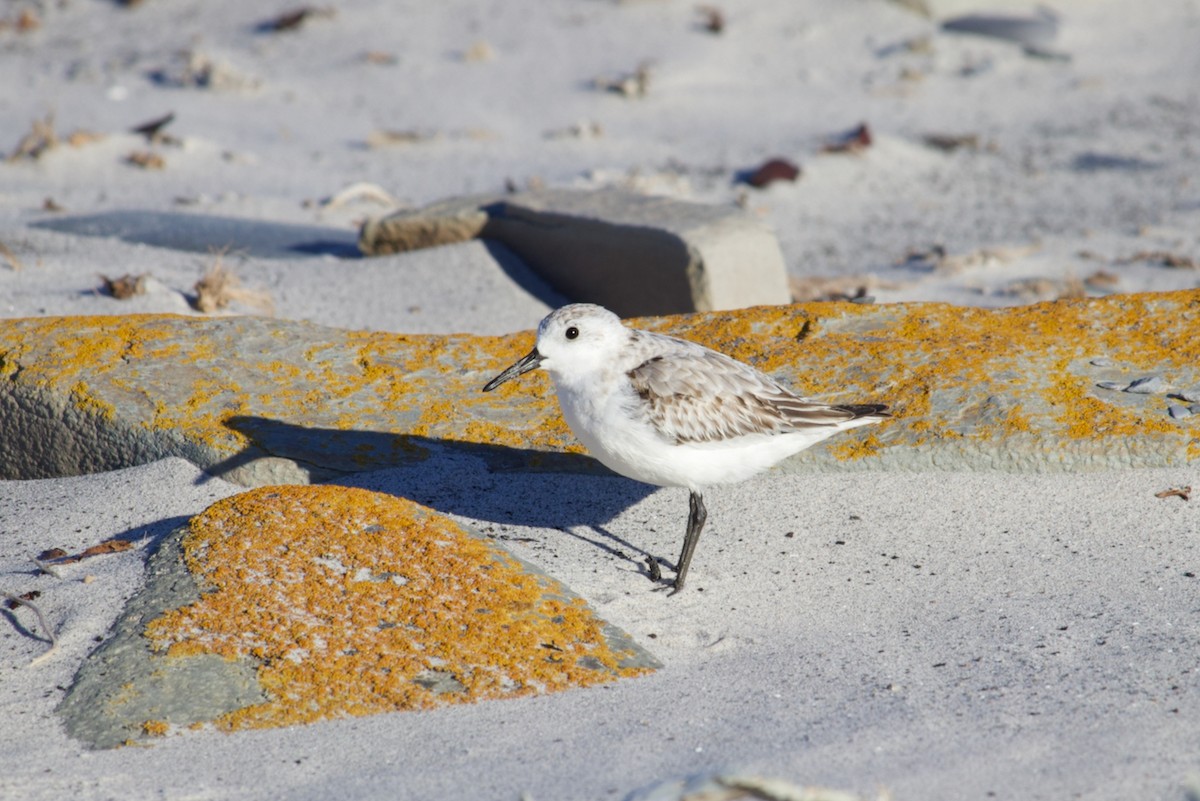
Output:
[
  {"left": 1118, "top": 251, "right": 1198, "bottom": 270},
  {"left": 131, "top": 111, "right": 177, "bottom": 144},
  {"left": 0, "top": 240, "right": 25, "bottom": 271},
  {"left": 0, "top": 8, "right": 41, "bottom": 32},
  {"left": 66, "top": 130, "right": 106, "bottom": 148},
  {"left": 923, "top": 132, "right": 980, "bottom": 152},
  {"left": 1154, "top": 486, "right": 1191, "bottom": 501},
  {"left": 258, "top": 6, "right": 335, "bottom": 33},
  {"left": 363, "top": 50, "right": 397, "bottom": 65},
  {"left": 191, "top": 258, "right": 274, "bottom": 314},
  {"left": 7, "top": 113, "right": 57, "bottom": 162},
  {"left": 696, "top": 5, "right": 725, "bottom": 33},
  {"left": 594, "top": 62, "right": 652, "bottom": 98},
  {"left": 4, "top": 590, "right": 40, "bottom": 610},
  {"left": 366, "top": 128, "right": 437, "bottom": 148},
  {"left": 99, "top": 273, "right": 148, "bottom": 299},
  {"left": 79, "top": 541, "right": 135, "bottom": 558},
  {"left": 742, "top": 157, "right": 801, "bottom": 188},
  {"left": 37, "top": 540, "right": 134, "bottom": 566},
  {"left": 1083, "top": 270, "right": 1120, "bottom": 290},
  {"left": 1, "top": 589, "right": 57, "bottom": 664},
  {"left": 125, "top": 150, "right": 165, "bottom": 169},
  {"left": 822, "top": 123, "right": 872, "bottom": 154}
]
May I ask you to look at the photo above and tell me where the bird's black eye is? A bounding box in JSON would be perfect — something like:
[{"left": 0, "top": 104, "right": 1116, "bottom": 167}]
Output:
[{"left": 565, "top": 326, "right": 579, "bottom": 340}]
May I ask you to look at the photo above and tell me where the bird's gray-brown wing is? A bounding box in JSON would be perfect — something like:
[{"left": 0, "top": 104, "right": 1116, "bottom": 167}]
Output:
[{"left": 626, "top": 342, "right": 884, "bottom": 444}]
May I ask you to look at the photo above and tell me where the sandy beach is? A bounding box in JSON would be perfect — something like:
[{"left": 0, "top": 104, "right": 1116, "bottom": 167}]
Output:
[{"left": 2, "top": 1, "right": 1198, "bottom": 799}]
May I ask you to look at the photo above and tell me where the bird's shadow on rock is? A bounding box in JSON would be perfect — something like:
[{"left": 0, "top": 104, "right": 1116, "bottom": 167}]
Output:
[{"left": 203, "top": 415, "right": 660, "bottom": 562}]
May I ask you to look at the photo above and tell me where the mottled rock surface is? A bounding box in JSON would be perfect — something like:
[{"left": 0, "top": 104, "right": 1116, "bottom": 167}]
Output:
[
  {"left": 1, "top": 291, "right": 1198, "bottom": 486},
  {"left": 59, "top": 485, "right": 659, "bottom": 749}
]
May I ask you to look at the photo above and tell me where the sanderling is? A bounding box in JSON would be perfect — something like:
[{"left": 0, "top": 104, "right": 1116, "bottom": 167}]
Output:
[{"left": 483, "top": 303, "right": 889, "bottom": 594}]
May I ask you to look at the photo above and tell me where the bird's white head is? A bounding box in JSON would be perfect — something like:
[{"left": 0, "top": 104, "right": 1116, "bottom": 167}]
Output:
[{"left": 482, "top": 303, "right": 627, "bottom": 392}]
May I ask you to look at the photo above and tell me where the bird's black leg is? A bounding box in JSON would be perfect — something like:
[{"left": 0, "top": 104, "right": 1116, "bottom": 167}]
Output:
[{"left": 669, "top": 490, "right": 707, "bottom": 595}]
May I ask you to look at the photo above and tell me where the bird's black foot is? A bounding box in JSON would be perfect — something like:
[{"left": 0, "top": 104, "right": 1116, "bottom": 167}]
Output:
[{"left": 649, "top": 572, "right": 685, "bottom": 596}]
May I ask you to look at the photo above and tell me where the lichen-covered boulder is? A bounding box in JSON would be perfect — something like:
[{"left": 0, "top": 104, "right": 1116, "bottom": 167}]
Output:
[
  {"left": 1, "top": 290, "right": 1198, "bottom": 484},
  {"left": 58, "top": 485, "right": 659, "bottom": 748}
]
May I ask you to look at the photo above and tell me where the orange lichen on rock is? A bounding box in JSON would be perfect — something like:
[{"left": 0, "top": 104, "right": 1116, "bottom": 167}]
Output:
[
  {"left": 144, "top": 486, "right": 651, "bottom": 731},
  {"left": 642, "top": 291, "right": 1199, "bottom": 453},
  {"left": 1, "top": 291, "right": 1197, "bottom": 481},
  {"left": 141, "top": 719, "right": 170, "bottom": 737}
]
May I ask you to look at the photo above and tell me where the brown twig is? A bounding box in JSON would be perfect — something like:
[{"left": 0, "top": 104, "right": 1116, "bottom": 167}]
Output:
[{"left": 2, "top": 590, "right": 58, "bottom": 664}]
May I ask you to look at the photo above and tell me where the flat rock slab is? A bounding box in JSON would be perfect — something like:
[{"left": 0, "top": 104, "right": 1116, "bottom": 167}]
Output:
[
  {"left": 58, "top": 484, "right": 659, "bottom": 749},
  {"left": 1, "top": 290, "right": 1198, "bottom": 484},
  {"left": 33, "top": 210, "right": 361, "bottom": 260},
  {"left": 359, "top": 188, "right": 792, "bottom": 316}
]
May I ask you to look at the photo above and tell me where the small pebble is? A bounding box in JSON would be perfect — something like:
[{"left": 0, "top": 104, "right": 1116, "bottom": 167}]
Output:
[
  {"left": 1168, "top": 405, "right": 1191, "bottom": 420},
  {"left": 1095, "top": 380, "right": 1125, "bottom": 391},
  {"left": 1124, "top": 376, "right": 1169, "bottom": 395},
  {"left": 1090, "top": 357, "right": 1114, "bottom": 367}
]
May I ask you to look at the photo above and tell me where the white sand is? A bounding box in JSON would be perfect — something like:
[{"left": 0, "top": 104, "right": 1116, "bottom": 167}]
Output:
[{"left": 1, "top": 1, "right": 1199, "bottom": 799}]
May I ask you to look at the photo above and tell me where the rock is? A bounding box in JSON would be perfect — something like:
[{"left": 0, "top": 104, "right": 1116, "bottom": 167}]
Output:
[
  {"left": 1124, "top": 375, "right": 1170, "bottom": 394},
  {"left": 32, "top": 210, "right": 360, "bottom": 259},
  {"left": 359, "top": 188, "right": 793, "bottom": 316},
  {"left": 357, "top": 194, "right": 494, "bottom": 255},
  {"left": 1, "top": 290, "right": 1199, "bottom": 483},
  {"left": 941, "top": 8, "right": 1059, "bottom": 47},
  {"left": 58, "top": 485, "right": 659, "bottom": 748},
  {"left": 1168, "top": 405, "right": 1191, "bottom": 420}
]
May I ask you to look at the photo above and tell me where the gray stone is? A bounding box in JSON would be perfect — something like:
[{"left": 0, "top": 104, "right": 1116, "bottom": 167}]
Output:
[
  {"left": 358, "top": 194, "right": 494, "bottom": 255},
  {"left": 57, "top": 531, "right": 266, "bottom": 749},
  {"left": 1124, "top": 375, "right": 1170, "bottom": 394},
  {"left": 359, "top": 188, "right": 792, "bottom": 316},
  {"left": 33, "top": 210, "right": 360, "bottom": 259},
  {"left": 1168, "top": 405, "right": 1191, "bottom": 419},
  {"left": 942, "top": 8, "right": 1059, "bottom": 48}
]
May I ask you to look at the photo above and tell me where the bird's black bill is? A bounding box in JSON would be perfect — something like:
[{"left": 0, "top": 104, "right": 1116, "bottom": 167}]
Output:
[{"left": 482, "top": 348, "right": 543, "bottom": 392}]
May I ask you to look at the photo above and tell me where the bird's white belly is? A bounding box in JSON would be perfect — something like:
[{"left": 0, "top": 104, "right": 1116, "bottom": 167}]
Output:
[{"left": 556, "top": 382, "right": 847, "bottom": 490}]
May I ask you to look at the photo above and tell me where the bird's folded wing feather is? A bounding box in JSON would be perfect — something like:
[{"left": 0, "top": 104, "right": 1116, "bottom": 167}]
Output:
[{"left": 627, "top": 346, "right": 866, "bottom": 444}]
